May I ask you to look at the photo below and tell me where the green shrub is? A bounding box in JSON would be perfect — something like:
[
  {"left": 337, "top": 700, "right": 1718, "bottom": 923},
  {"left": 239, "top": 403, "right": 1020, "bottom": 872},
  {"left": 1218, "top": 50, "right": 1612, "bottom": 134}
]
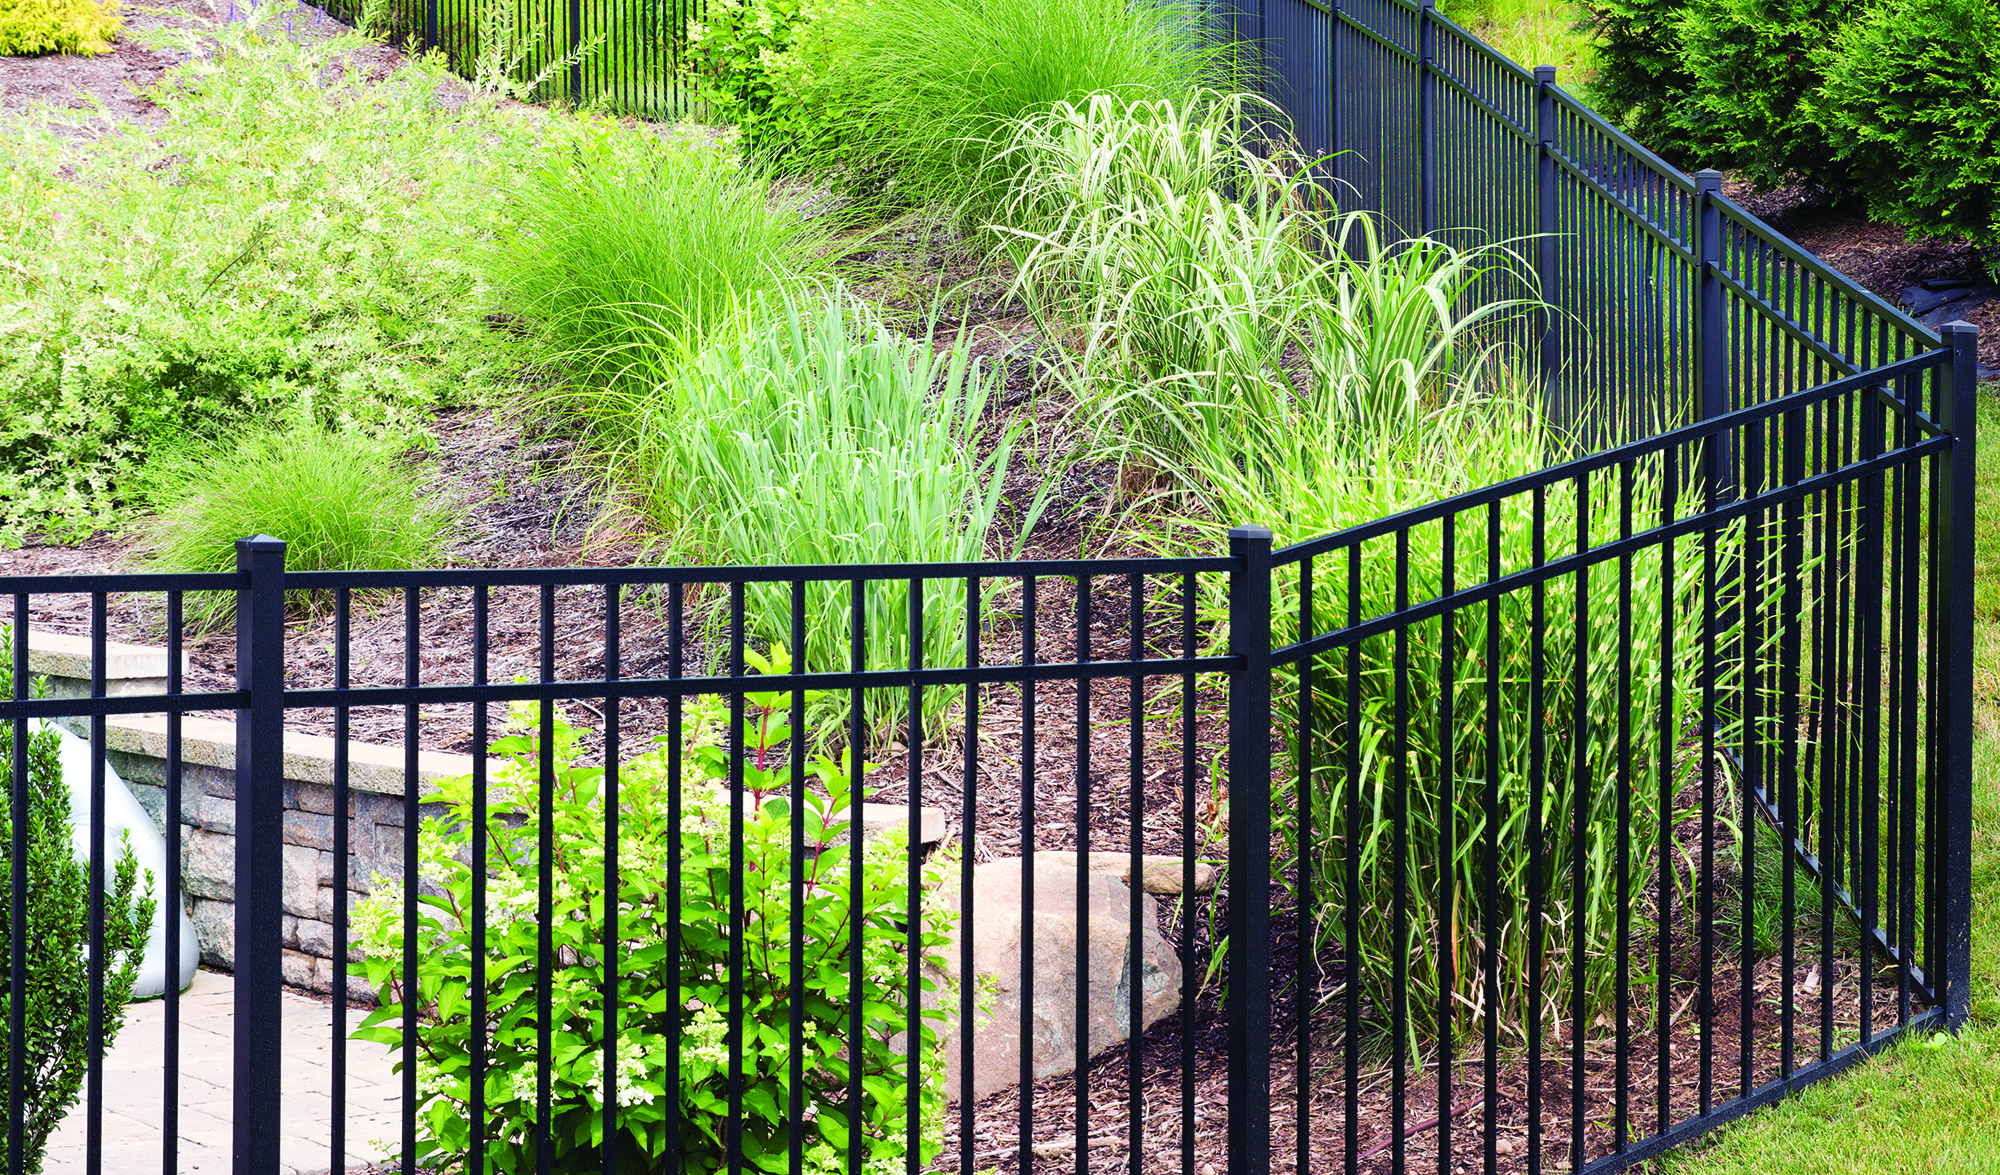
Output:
[
  {"left": 0, "top": 631, "right": 154, "bottom": 1175},
  {"left": 1673, "top": 0, "right": 1863, "bottom": 189},
  {"left": 483, "top": 123, "right": 828, "bottom": 400},
  {"left": 683, "top": 0, "right": 847, "bottom": 156},
  {"left": 134, "top": 429, "right": 455, "bottom": 624},
  {"left": 617, "top": 285, "right": 1038, "bottom": 735},
  {"left": 354, "top": 701, "right": 951, "bottom": 1174},
  {"left": 0, "top": 1, "right": 548, "bottom": 541},
  {"left": 1581, "top": 0, "right": 1699, "bottom": 160},
  {"left": 1817, "top": 0, "right": 2000, "bottom": 278},
  {"left": 0, "top": 0, "right": 118, "bottom": 56},
  {"left": 807, "top": 0, "right": 1226, "bottom": 214}
]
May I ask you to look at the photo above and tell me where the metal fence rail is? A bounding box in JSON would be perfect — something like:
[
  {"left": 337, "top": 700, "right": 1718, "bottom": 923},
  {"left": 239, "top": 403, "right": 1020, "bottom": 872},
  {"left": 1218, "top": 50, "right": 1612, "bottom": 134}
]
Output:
[{"left": 0, "top": 326, "right": 1977, "bottom": 1175}]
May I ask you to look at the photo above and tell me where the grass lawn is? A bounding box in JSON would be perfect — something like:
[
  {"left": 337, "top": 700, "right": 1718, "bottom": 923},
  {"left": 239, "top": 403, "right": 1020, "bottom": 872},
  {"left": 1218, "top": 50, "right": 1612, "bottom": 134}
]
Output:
[{"left": 1650, "top": 389, "right": 2000, "bottom": 1172}]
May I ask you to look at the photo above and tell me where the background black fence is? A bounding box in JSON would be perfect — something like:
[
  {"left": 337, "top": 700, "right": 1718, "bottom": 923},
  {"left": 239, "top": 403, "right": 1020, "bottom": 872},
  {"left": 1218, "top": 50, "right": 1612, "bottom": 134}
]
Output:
[{"left": 2, "top": 321, "right": 1978, "bottom": 1175}]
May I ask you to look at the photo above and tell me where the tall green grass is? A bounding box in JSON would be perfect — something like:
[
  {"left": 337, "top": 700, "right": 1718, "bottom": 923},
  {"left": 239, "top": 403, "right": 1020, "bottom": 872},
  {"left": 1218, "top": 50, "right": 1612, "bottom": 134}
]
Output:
[
  {"left": 808, "top": 0, "right": 1229, "bottom": 215},
  {"left": 994, "top": 89, "right": 1743, "bottom": 1051},
  {"left": 482, "top": 124, "right": 829, "bottom": 403},
  {"left": 135, "top": 429, "right": 456, "bottom": 627},
  {"left": 617, "top": 285, "right": 1039, "bottom": 735}
]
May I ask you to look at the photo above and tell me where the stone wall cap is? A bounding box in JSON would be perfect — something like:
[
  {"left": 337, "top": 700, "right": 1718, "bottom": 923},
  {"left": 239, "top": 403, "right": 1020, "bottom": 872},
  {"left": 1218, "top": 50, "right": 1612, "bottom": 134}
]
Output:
[
  {"left": 26, "top": 628, "right": 185, "bottom": 682},
  {"left": 99, "top": 712, "right": 487, "bottom": 797}
]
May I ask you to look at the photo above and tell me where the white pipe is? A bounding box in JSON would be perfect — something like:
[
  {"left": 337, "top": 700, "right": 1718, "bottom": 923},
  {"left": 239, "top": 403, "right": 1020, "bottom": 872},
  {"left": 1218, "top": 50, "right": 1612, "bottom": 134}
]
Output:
[{"left": 46, "top": 720, "right": 201, "bottom": 999}]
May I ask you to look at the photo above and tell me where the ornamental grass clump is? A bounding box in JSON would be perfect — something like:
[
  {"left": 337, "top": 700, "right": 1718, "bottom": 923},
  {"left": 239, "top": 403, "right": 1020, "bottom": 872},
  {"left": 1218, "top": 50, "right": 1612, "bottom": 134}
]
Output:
[
  {"left": 0, "top": 629, "right": 154, "bottom": 1175},
  {"left": 134, "top": 428, "right": 455, "bottom": 625},
  {"left": 354, "top": 702, "right": 952, "bottom": 1174},
  {"left": 993, "top": 87, "right": 1755, "bottom": 1053},
  {"left": 484, "top": 124, "right": 830, "bottom": 407},
  {"left": 807, "top": 0, "right": 1229, "bottom": 214},
  {"left": 616, "top": 284, "right": 1041, "bottom": 735}
]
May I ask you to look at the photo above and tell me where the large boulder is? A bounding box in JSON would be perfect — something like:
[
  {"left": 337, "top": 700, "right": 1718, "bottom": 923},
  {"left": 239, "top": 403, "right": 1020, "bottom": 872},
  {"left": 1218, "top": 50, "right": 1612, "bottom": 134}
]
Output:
[{"left": 930, "top": 856, "right": 1183, "bottom": 1105}]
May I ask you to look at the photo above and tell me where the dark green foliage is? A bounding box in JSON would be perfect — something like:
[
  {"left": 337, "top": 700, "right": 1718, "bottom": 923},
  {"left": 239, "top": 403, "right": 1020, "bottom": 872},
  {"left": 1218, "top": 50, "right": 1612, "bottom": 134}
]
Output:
[
  {"left": 0, "top": 633, "right": 154, "bottom": 1175},
  {"left": 1581, "top": 0, "right": 1700, "bottom": 161},
  {"left": 1676, "top": 0, "right": 1864, "bottom": 189},
  {"left": 1817, "top": 0, "right": 2000, "bottom": 276}
]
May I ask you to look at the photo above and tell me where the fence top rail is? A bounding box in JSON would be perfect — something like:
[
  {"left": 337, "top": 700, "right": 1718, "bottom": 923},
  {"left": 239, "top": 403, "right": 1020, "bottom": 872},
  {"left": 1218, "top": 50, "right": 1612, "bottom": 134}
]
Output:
[
  {"left": 1545, "top": 85, "right": 1698, "bottom": 196},
  {"left": 1710, "top": 190, "right": 1941, "bottom": 347},
  {"left": 279, "top": 553, "right": 1236, "bottom": 591},
  {"left": 0, "top": 570, "right": 244, "bottom": 596},
  {"left": 1271, "top": 347, "right": 1950, "bottom": 567}
]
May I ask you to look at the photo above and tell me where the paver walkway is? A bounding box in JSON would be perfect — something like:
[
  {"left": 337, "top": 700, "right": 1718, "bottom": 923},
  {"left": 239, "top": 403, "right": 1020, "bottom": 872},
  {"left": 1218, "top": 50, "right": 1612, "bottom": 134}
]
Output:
[{"left": 46, "top": 970, "right": 400, "bottom": 1174}]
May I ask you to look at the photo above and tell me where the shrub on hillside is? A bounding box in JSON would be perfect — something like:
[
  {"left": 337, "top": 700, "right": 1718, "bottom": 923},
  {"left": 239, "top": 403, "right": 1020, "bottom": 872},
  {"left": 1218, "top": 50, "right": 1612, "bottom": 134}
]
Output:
[
  {"left": 683, "top": 0, "right": 848, "bottom": 158},
  {"left": 0, "top": 0, "right": 118, "bottom": 56},
  {"left": 1581, "top": 0, "right": 1699, "bottom": 161},
  {"left": 1817, "top": 0, "right": 2000, "bottom": 278},
  {"left": 0, "top": 1, "right": 544, "bottom": 541},
  {"left": 1674, "top": 0, "right": 1864, "bottom": 190}
]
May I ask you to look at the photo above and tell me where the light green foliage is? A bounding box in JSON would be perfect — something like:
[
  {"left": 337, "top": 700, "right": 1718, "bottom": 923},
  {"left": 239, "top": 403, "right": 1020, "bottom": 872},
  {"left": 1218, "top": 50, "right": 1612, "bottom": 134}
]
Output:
[
  {"left": 132, "top": 428, "right": 456, "bottom": 624},
  {"left": 483, "top": 123, "right": 828, "bottom": 398},
  {"left": 0, "top": 630, "right": 154, "bottom": 1175},
  {"left": 0, "top": 1, "right": 546, "bottom": 541},
  {"left": 1674, "top": 0, "right": 1862, "bottom": 189},
  {"left": 0, "top": 0, "right": 118, "bottom": 55},
  {"left": 808, "top": 0, "right": 1226, "bottom": 214},
  {"left": 1817, "top": 0, "right": 2000, "bottom": 279},
  {"left": 353, "top": 700, "right": 952, "bottom": 1174},
  {"left": 996, "top": 91, "right": 1328, "bottom": 466},
  {"left": 683, "top": 0, "right": 848, "bottom": 156},
  {"left": 618, "top": 286, "right": 1034, "bottom": 735},
  {"left": 1440, "top": 0, "right": 1598, "bottom": 85}
]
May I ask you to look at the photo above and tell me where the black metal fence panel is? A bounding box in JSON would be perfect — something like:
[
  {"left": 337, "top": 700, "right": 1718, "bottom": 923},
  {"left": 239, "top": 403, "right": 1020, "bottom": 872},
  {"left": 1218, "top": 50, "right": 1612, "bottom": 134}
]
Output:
[{"left": 0, "top": 324, "right": 1978, "bottom": 1175}]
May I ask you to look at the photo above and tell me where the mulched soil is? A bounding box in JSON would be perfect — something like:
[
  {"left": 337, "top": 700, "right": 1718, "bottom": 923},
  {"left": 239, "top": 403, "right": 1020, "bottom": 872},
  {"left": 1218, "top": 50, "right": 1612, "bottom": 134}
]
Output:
[
  {"left": 0, "top": 17, "right": 1966, "bottom": 1173},
  {"left": 1725, "top": 178, "right": 2000, "bottom": 377}
]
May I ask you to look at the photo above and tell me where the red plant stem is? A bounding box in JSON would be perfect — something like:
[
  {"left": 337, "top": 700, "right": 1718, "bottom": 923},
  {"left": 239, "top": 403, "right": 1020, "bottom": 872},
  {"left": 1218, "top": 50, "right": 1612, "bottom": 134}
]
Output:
[{"left": 1357, "top": 1091, "right": 1480, "bottom": 1161}]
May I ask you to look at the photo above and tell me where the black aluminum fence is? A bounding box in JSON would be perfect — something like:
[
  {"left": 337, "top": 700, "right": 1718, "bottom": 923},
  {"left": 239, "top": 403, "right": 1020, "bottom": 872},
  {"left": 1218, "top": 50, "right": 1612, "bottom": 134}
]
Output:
[
  {"left": 1, "top": 326, "right": 1978, "bottom": 1175},
  {"left": 1262, "top": 0, "right": 1942, "bottom": 444}
]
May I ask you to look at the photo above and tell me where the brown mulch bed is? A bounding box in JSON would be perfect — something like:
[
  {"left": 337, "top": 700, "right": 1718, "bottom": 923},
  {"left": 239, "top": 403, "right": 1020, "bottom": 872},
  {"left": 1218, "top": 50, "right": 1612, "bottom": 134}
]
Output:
[{"left": 1725, "top": 178, "right": 2000, "bottom": 377}]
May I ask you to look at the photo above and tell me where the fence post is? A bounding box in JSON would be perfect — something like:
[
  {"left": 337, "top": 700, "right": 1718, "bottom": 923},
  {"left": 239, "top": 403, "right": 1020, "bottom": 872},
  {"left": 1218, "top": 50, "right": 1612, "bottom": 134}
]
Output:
[
  {"left": 1418, "top": 0, "right": 1436, "bottom": 237},
  {"left": 568, "top": 0, "right": 583, "bottom": 105},
  {"left": 1327, "top": 0, "right": 1343, "bottom": 195},
  {"left": 424, "top": 0, "right": 437, "bottom": 53},
  {"left": 232, "top": 536, "right": 286, "bottom": 1175},
  {"left": 1694, "top": 169, "right": 1729, "bottom": 490},
  {"left": 1226, "top": 525, "right": 1274, "bottom": 1172},
  {"left": 1938, "top": 321, "right": 1980, "bottom": 1031},
  {"left": 1535, "top": 65, "right": 1558, "bottom": 401}
]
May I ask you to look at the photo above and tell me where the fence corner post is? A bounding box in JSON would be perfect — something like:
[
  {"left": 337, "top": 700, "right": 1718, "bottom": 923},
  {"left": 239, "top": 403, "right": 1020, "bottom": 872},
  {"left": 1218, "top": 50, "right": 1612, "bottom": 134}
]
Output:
[
  {"left": 1419, "top": 0, "right": 1437, "bottom": 237},
  {"left": 232, "top": 535, "right": 286, "bottom": 1175},
  {"left": 1693, "top": 167, "right": 1732, "bottom": 505},
  {"left": 1938, "top": 321, "right": 1979, "bottom": 1032},
  {"left": 1226, "top": 524, "right": 1274, "bottom": 1172},
  {"left": 1535, "top": 64, "right": 1559, "bottom": 401}
]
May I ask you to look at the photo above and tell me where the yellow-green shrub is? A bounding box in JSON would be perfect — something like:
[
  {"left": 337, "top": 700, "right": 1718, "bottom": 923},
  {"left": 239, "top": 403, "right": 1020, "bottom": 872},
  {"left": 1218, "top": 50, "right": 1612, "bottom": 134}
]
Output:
[{"left": 0, "top": 0, "right": 119, "bottom": 56}]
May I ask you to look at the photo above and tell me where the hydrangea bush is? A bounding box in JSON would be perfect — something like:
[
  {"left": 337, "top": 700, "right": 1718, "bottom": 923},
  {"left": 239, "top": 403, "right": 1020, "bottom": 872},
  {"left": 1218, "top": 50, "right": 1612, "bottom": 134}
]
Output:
[{"left": 354, "top": 690, "right": 951, "bottom": 1174}]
